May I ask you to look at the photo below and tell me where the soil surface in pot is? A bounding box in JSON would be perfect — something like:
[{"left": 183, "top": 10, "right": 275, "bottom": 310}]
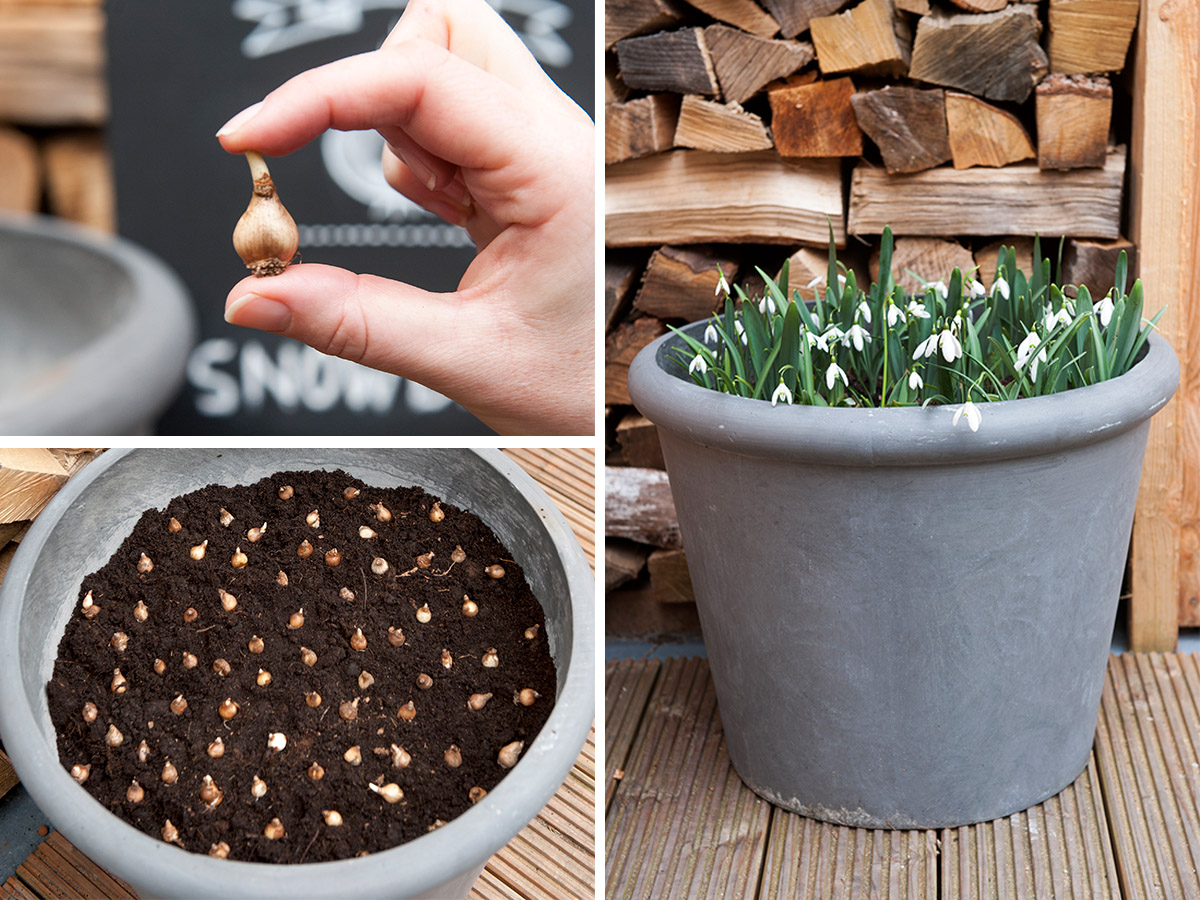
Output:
[{"left": 47, "top": 469, "right": 555, "bottom": 863}]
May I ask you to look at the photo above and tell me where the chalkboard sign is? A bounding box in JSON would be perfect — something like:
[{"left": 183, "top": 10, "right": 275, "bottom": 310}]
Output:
[{"left": 105, "top": 0, "right": 593, "bottom": 436}]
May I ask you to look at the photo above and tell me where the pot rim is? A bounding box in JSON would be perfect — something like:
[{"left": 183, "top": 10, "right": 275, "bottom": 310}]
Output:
[
  {"left": 628, "top": 320, "right": 1179, "bottom": 466},
  {"left": 0, "top": 448, "right": 594, "bottom": 899}
]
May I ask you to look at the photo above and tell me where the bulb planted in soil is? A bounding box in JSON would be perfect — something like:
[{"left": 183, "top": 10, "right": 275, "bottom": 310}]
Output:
[
  {"left": 251, "top": 775, "right": 268, "bottom": 798},
  {"left": 369, "top": 782, "right": 403, "bottom": 804},
  {"left": 105, "top": 723, "right": 124, "bottom": 746},
  {"left": 390, "top": 744, "right": 411, "bottom": 769},
  {"left": 218, "top": 698, "right": 239, "bottom": 720},
  {"left": 387, "top": 626, "right": 405, "bottom": 647},
  {"left": 199, "top": 775, "right": 223, "bottom": 807},
  {"left": 189, "top": 541, "right": 207, "bottom": 561},
  {"left": 371, "top": 557, "right": 388, "bottom": 575},
  {"left": 339, "top": 698, "right": 359, "bottom": 721},
  {"left": 263, "top": 818, "right": 286, "bottom": 840},
  {"left": 516, "top": 689, "right": 540, "bottom": 707},
  {"left": 209, "top": 842, "right": 230, "bottom": 859},
  {"left": 486, "top": 564, "right": 505, "bottom": 579},
  {"left": 248, "top": 635, "right": 264, "bottom": 653},
  {"left": 231, "top": 547, "right": 248, "bottom": 568},
  {"left": 134, "top": 600, "right": 149, "bottom": 622},
  {"left": 416, "top": 673, "right": 432, "bottom": 690},
  {"left": 429, "top": 502, "right": 444, "bottom": 522},
  {"left": 81, "top": 702, "right": 98, "bottom": 723},
  {"left": 416, "top": 604, "right": 431, "bottom": 624},
  {"left": 278, "top": 484, "right": 293, "bottom": 500},
  {"left": 213, "top": 658, "right": 231, "bottom": 676},
  {"left": 218, "top": 588, "right": 237, "bottom": 611},
  {"left": 443, "top": 745, "right": 462, "bottom": 768},
  {"left": 183, "top": 607, "right": 198, "bottom": 623},
  {"left": 162, "top": 820, "right": 179, "bottom": 844},
  {"left": 168, "top": 517, "right": 182, "bottom": 534},
  {"left": 126, "top": 780, "right": 144, "bottom": 803},
  {"left": 247, "top": 523, "right": 267, "bottom": 542},
  {"left": 497, "top": 741, "right": 524, "bottom": 769},
  {"left": 308, "top": 762, "right": 325, "bottom": 781},
  {"left": 370, "top": 502, "right": 392, "bottom": 523},
  {"left": 482, "top": 648, "right": 499, "bottom": 668},
  {"left": 207, "top": 738, "right": 225, "bottom": 759},
  {"left": 300, "top": 646, "right": 317, "bottom": 666},
  {"left": 111, "top": 669, "right": 127, "bottom": 694},
  {"left": 81, "top": 591, "right": 99, "bottom": 619},
  {"left": 343, "top": 745, "right": 362, "bottom": 766},
  {"left": 182, "top": 652, "right": 198, "bottom": 669},
  {"left": 70, "top": 763, "right": 90, "bottom": 784},
  {"left": 323, "top": 810, "right": 343, "bottom": 826},
  {"left": 161, "top": 760, "right": 178, "bottom": 785},
  {"left": 469, "top": 786, "right": 487, "bottom": 804},
  {"left": 154, "top": 657, "right": 167, "bottom": 675},
  {"left": 137, "top": 553, "right": 154, "bottom": 574},
  {"left": 468, "top": 693, "right": 492, "bottom": 711},
  {"left": 305, "top": 691, "right": 322, "bottom": 708},
  {"left": 462, "top": 597, "right": 478, "bottom": 617},
  {"left": 397, "top": 700, "right": 416, "bottom": 722},
  {"left": 350, "top": 628, "right": 367, "bottom": 651},
  {"left": 137, "top": 740, "right": 150, "bottom": 764}
]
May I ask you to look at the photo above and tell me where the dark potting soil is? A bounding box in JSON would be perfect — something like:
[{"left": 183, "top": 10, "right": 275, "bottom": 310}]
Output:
[{"left": 47, "top": 469, "right": 556, "bottom": 864}]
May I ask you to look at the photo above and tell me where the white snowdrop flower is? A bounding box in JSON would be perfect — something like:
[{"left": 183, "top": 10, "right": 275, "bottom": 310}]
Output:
[
  {"left": 758, "top": 295, "right": 777, "bottom": 316},
  {"left": 771, "top": 381, "right": 793, "bottom": 407},
  {"left": 715, "top": 270, "right": 729, "bottom": 296},
  {"left": 994, "top": 277, "right": 1010, "bottom": 301},
  {"left": 906, "top": 300, "right": 931, "bottom": 319},
  {"left": 803, "top": 329, "right": 818, "bottom": 348},
  {"left": 953, "top": 400, "right": 983, "bottom": 433},
  {"left": 816, "top": 325, "right": 844, "bottom": 353},
  {"left": 1094, "top": 295, "right": 1115, "bottom": 327},
  {"left": 939, "top": 329, "right": 963, "bottom": 362},
  {"left": 844, "top": 323, "right": 872, "bottom": 352},
  {"left": 933, "top": 280, "right": 948, "bottom": 299},
  {"left": 1015, "top": 331, "right": 1048, "bottom": 382},
  {"left": 703, "top": 322, "right": 719, "bottom": 345},
  {"left": 688, "top": 354, "right": 708, "bottom": 375},
  {"left": 886, "top": 302, "right": 906, "bottom": 328},
  {"left": 825, "top": 362, "right": 848, "bottom": 390},
  {"left": 970, "top": 280, "right": 986, "bottom": 298},
  {"left": 734, "top": 320, "right": 747, "bottom": 345},
  {"left": 806, "top": 274, "right": 824, "bottom": 289},
  {"left": 913, "top": 333, "right": 939, "bottom": 360},
  {"left": 908, "top": 370, "right": 924, "bottom": 390},
  {"left": 856, "top": 300, "right": 872, "bottom": 324},
  {"left": 1043, "top": 305, "right": 1071, "bottom": 331},
  {"left": 837, "top": 273, "right": 847, "bottom": 287}
]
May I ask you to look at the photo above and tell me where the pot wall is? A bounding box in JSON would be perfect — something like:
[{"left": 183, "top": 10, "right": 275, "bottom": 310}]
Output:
[
  {"left": 630, "top": 325, "right": 1179, "bottom": 829},
  {"left": 0, "top": 449, "right": 594, "bottom": 899}
]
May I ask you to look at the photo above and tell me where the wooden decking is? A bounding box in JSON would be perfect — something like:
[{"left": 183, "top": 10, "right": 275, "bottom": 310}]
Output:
[{"left": 606, "top": 654, "right": 1200, "bottom": 900}]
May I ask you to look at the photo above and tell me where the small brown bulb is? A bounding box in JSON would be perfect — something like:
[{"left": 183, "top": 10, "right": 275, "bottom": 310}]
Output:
[
  {"left": 482, "top": 648, "right": 500, "bottom": 668},
  {"left": 189, "top": 540, "right": 208, "bottom": 561},
  {"left": 390, "top": 744, "right": 411, "bottom": 769},
  {"left": 218, "top": 697, "right": 239, "bottom": 720},
  {"left": 517, "top": 688, "right": 540, "bottom": 707},
  {"left": 234, "top": 152, "right": 298, "bottom": 277},
  {"left": 339, "top": 698, "right": 359, "bottom": 721},
  {"left": 443, "top": 744, "right": 462, "bottom": 768},
  {"left": 218, "top": 588, "right": 237, "bottom": 611},
  {"left": 256, "top": 668, "right": 272, "bottom": 687},
  {"left": 371, "top": 557, "right": 389, "bottom": 575},
  {"left": 429, "top": 502, "right": 445, "bottom": 522},
  {"left": 154, "top": 657, "right": 167, "bottom": 675},
  {"left": 137, "top": 740, "right": 150, "bottom": 764},
  {"left": 288, "top": 609, "right": 305, "bottom": 629},
  {"left": 126, "top": 780, "right": 144, "bottom": 803},
  {"left": 207, "top": 738, "right": 225, "bottom": 759},
  {"left": 462, "top": 597, "right": 478, "bottom": 617},
  {"left": 82, "top": 702, "right": 98, "bottom": 723},
  {"left": 416, "top": 603, "right": 431, "bottom": 624},
  {"left": 416, "top": 552, "right": 434, "bottom": 569},
  {"left": 183, "top": 607, "right": 199, "bottom": 623},
  {"left": 209, "top": 842, "right": 230, "bottom": 859},
  {"left": 305, "top": 691, "right": 322, "bottom": 708},
  {"left": 440, "top": 648, "right": 453, "bottom": 670},
  {"left": 397, "top": 700, "right": 416, "bottom": 722},
  {"left": 306, "top": 509, "right": 321, "bottom": 528},
  {"left": 212, "top": 658, "right": 231, "bottom": 676},
  {"left": 307, "top": 762, "right": 325, "bottom": 781},
  {"left": 524, "top": 624, "right": 540, "bottom": 640},
  {"left": 416, "top": 673, "right": 433, "bottom": 690},
  {"left": 247, "top": 522, "right": 267, "bottom": 542},
  {"left": 323, "top": 809, "right": 343, "bottom": 826},
  {"left": 451, "top": 546, "right": 466, "bottom": 564},
  {"left": 267, "top": 732, "right": 287, "bottom": 752},
  {"left": 276, "top": 570, "right": 289, "bottom": 586},
  {"left": 161, "top": 759, "right": 178, "bottom": 785},
  {"left": 359, "top": 525, "right": 376, "bottom": 539},
  {"left": 278, "top": 484, "right": 294, "bottom": 500},
  {"left": 324, "top": 547, "right": 342, "bottom": 567},
  {"left": 170, "top": 694, "right": 188, "bottom": 715},
  {"left": 486, "top": 564, "right": 506, "bottom": 579},
  {"left": 343, "top": 745, "right": 362, "bottom": 766},
  {"left": 200, "top": 774, "right": 223, "bottom": 807},
  {"left": 297, "top": 539, "right": 313, "bottom": 558},
  {"left": 369, "top": 782, "right": 403, "bottom": 804},
  {"left": 497, "top": 741, "right": 525, "bottom": 769},
  {"left": 182, "top": 652, "right": 198, "bottom": 669},
  {"left": 70, "top": 763, "right": 91, "bottom": 784},
  {"left": 428, "top": 820, "right": 448, "bottom": 832},
  {"left": 251, "top": 775, "right": 268, "bottom": 798},
  {"left": 370, "top": 502, "right": 392, "bottom": 523},
  {"left": 231, "top": 546, "right": 248, "bottom": 568},
  {"left": 263, "top": 818, "right": 286, "bottom": 840},
  {"left": 248, "top": 634, "right": 265, "bottom": 653},
  {"left": 219, "top": 507, "right": 235, "bottom": 528},
  {"left": 133, "top": 600, "right": 149, "bottom": 622},
  {"left": 387, "top": 626, "right": 406, "bottom": 647},
  {"left": 339, "top": 587, "right": 355, "bottom": 601},
  {"left": 162, "top": 820, "right": 179, "bottom": 844},
  {"left": 350, "top": 628, "right": 367, "bottom": 651},
  {"left": 168, "top": 516, "right": 182, "bottom": 534},
  {"left": 300, "top": 646, "right": 317, "bottom": 667},
  {"left": 111, "top": 631, "right": 129, "bottom": 652},
  {"left": 469, "top": 786, "right": 487, "bottom": 804},
  {"left": 137, "top": 553, "right": 154, "bottom": 574},
  {"left": 343, "top": 486, "right": 360, "bottom": 499},
  {"left": 357, "top": 670, "right": 375, "bottom": 690},
  {"left": 468, "top": 692, "right": 492, "bottom": 711},
  {"left": 111, "top": 668, "right": 128, "bottom": 694},
  {"left": 81, "top": 591, "right": 100, "bottom": 619},
  {"left": 105, "top": 723, "right": 124, "bottom": 747}
]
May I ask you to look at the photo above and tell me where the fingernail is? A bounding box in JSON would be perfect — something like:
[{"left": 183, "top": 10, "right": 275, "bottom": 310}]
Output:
[
  {"left": 446, "top": 179, "right": 471, "bottom": 206},
  {"left": 225, "top": 294, "right": 291, "bottom": 332},
  {"left": 395, "top": 147, "right": 436, "bottom": 192},
  {"left": 217, "top": 101, "right": 263, "bottom": 137}
]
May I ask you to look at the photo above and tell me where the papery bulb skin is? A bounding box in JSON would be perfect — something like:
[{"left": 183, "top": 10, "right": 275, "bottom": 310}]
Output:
[{"left": 233, "top": 151, "right": 299, "bottom": 277}]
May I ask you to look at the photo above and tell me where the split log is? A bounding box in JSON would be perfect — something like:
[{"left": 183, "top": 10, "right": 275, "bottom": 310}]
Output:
[
  {"left": 1036, "top": 74, "right": 1112, "bottom": 170},
  {"left": 848, "top": 146, "right": 1126, "bottom": 238},
  {"left": 0, "top": 521, "right": 26, "bottom": 546},
  {"left": 851, "top": 86, "right": 950, "bottom": 174},
  {"left": 1062, "top": 237, "right": 1136, "bottom": 299},
  {"left": 810, "top": 0, "right": 911, "bottom": 78},
  {"left": 605, "top": 316, "right": 668, "bottom": 404},
  {"left": 0, "top": 748, "right": 16, "bottom": 803},
  {"left": 674, "top": 95, "right": 773, "bottom": 152},
  {"left": 894, "top": 0, "right": 930, "bottom": 12},
  {"left": 606, "top": 251, "right": 644, "bottom": 332},
  {"left": 947, "top": 0, "right": 1006, "bottom": 10},
  {"left": 42, "top": 130, "right": 115, "bottom": 232},
  {"left": 778, "top": 246, "right": 829, "bottom": 300},
  {"left": 0, "top": 6, "right": 105, "bottom": 124},
  {"left": 47, "top": 448, "right": 103, "bottom": 478},
  {"left": 0, "top": 125, "right": 38, "bottom": 212},
  {"left": 703, "top": 25, "right": 813, "bottom": 105},
  {"left": 605, "top": 538, "right": 650, "bottom": 592},
  {"left": 606, "top": 150, "right": 845, "bottom": 247},
  {"left": 605, "top": 94, "right": 680, "bottom": 165},
  {"left": 769, "top": 76, "right": 863, "bottom": 157},
  {"left": 974, "top": 237, "right": 1035, "bottom": 289},
  {"left": 683, "top": 0, "right": 779, "bottom": 38},
  {"left": 647, "top": 549, "right": 696, "bottom": 603},
  {"left": 909, "top": 7, "right": 1047, "bottom": 104},
  {"left": 606, "top": 0, "right": 687, "bottom": 48},
  {"left": 869, "top": 237, "right": 976, "bottom": 293},
  {"left": 605, "top": 466, "right": 682, "bottom": 549},
  {"left": 758, "top": 0, "right": 848, "bottom": 39},
  {"left": 944, "top": 91, "right": 1035, "bottom": 169},
  {"left": 1047, "top": 0, "right": 1138, "bottom": 75},
  {"left": 0, "top": 449, "right": 69, "bottom": 524},
  {"left": 615, "top": 29, "right": 719, "bottom": 96},
  {"left": 634, "top": 244, "right": 737, "bottom": 321},
  {"left": 606, "top": 54, "right": 631, "bottom": 104},
  {"left": 616, "top": 411, "right": 668, "bottom": 469},
  {"left": 606, "top": 582, "right": 702, "bottom": 635}
]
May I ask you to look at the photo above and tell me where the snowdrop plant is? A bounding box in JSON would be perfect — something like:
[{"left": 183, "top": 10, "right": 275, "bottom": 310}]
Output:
[{"left": 674, "top": 227, "right": 1163, "bottom": 431}]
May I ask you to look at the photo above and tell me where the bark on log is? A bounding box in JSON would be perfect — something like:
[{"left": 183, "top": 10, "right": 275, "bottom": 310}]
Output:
[
  {"left": 851, "top": 85, "right": 950, "bottom": 174},
  {"left": 605, "top": 317, "right": 669, "bottom": 404},
  {"left": 616, "top": 28, "right": 719, "bottom": 96},
  {"left": 703, "top": 25, "right": 813, "bottom": 105},
  {"left": 605, "top": 466, "right": 682, "bottom": 549}
]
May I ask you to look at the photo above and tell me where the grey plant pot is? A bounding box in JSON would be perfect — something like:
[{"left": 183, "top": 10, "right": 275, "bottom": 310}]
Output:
[
  {"left": 0, "top": 213, "right": 196, "bottom": 435},
  {"left": 0, "top": 449, "right": 594, "bottom": 899},
  {"left": 628, "top": 322, "right": 1179, "bottom": 829}
]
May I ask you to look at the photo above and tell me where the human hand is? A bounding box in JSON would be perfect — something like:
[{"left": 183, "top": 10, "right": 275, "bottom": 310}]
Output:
[{"left": 217, "top": 0, "right": 595, "bottom": 436}]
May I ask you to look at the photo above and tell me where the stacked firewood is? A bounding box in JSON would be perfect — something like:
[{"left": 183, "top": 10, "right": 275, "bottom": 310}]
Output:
[
  {"left": 0, "top": 0, "right": 113, "bottom": 231},
  {"left": 605, "top": 0, "right": 1140, "bottom": 631}
]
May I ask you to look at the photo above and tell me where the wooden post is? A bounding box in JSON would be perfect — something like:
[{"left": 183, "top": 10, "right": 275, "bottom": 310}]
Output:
[{"left": 1128, "top": 0, "right": 1200, "bottom": 650}]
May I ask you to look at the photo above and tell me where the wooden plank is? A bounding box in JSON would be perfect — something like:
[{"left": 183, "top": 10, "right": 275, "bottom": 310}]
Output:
[
  {"left": 0, "top": 125, "right": 38, "bottom": 213},
  {"left": 0, "top": 879, "right": 40, "bottom": 900},
  {"left": 1094, "top": 654, "right": 1200, "bottom": 898},
  {"left": 1036, "top": 74, "right": 1112, "bottom": 171},
  {"left": 850, "top": 85, "right": 950, "bottom": 174},
  {"left": 0, "top": 748, "right": 17, "bottom": 801},
  {"left": 605, "top": 316, "right": 667, "bottom": 406},
  {"left": 29, "top": 842, "right": 117, "bottom": 900},
  {"left": 769, "top": 76, "right": 863, "bottom": 158},
  {"left": 633, "top": 244, "right": 734, "bottom": 322},
  {"left": 42, "top": 130, "right": 115, "bottom": 232},
  {"left": 39, "top": 834, "right": 136, "bottom": 900},
  {"left": 605, "top": 466, "right": 680, "bottom": 549},
  {"left": 848, "top": 146, "right": 1125, "bottom": 238},
  {"left": 605, "top": 251, "right": 644, "bottom": 333},
  {"left": 1047, "top": 0, "right": 1139, "bottom": 75},
  {"left": 604, "top": 658, "right": 662, "bottom": 808},
  {"left": 674, "top": 96, "right": 772, "bottom": 153},
  {"left": 646, "top": 549, "right": 695, "bottom": 604},
  {"left": 1128, "top": 0, "right": 1197, "bottom": 648},
  {"left": 605, "top": 94, "right": 680, "bottom": 165},
  {"left": 0, "top": 449, "right": 69, "bottom": 524},
  {"left": 703, "top": 25, "right": 813, "bottom": 106},
  {"left": 503, "top": 448, "right": 595, "bottom": 570},
  {"left": 606, "top": 658, "right": 771, "bottom": 900},
  {"left": 606, "top": 0, "right": 687, "bottom": 49},
  {"left": 615, "top": 411, "right": 666, "bottom": 470},
  {"left": 0, "top": 6, "right": 105, "bottom": 125},
  {"left": 615, "top": 29, "right": 719, "bottom": 96},
  {"left": 606, "top": 150, "right": 845, "bottom": 247},
  {"left": 944, "top": 91, "right": 1035, "bottom": 169},
  {"left": 605, "top": 538, "right": 650, "bottom": 592},
  {"left": 810, "top": 0, "right": 911, "bottom": 78},
  {"left": 682, "top": 0, "right": 779, "bottom": 37}
]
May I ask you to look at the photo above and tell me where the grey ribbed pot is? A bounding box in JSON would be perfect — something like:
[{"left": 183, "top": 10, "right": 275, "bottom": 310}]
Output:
[
  {"left": 0, "top": 449, "right": 594, "bottom": 899},
  {"left": 628, "top": 322, "right": 1178, "bottom": 829},
  {"left": 0, "top": 213, "right": 195, "bottom": 435}
]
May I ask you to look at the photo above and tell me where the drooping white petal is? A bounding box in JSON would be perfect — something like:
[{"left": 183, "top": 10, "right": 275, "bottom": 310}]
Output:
[
  {"left": 906, "top": 301, "right": 931, "bottom": 319},
  {"left": 703, "top": 323, "right": 719, "bottom": 345},
  {"left": 837, "top": 273, "right": 847, "bottom": 287},
  {"left": 994, "top": 277, "right": 1010, "bottom": 300},
  {"left": 933, "top": 280, "right": 948, "bottom": 299},
  {"left": 1094, "top": 295, "right": 1115, "bottom": 327},
  {"left": 825, "top": 362, "right": 848, "bottom": 390},
  {"left": 913, "top": 334, "right": 938, "bottom": 360},
  {"left": 845, "top": 323, "right": 872, "bottom": 352},
  {"left": 771, "top": 381, "right": 793, "bottom": 407},
  {"left": 908, "top": 370, "right": 923, "bottom": 390},
  {"left": 953, "top": 400, "right": 982, "bottom": 432},
  {"left": 970, "top": 280, "right": 986, "bottom": 298},
  {"left": 715, "top": 271, "right": 729, "bottom": 296},
  {"left": 806, "top": 274, "right": 824, "bottom": 289},
  {"left": 856, "top": 300, "right": 873, "bottom": 324},
  {"left": 939, "top": 329, "right": 963, "bottom": 362},
  {"left": 689, "top": 354, "right": 708, "bottom": 375}
]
